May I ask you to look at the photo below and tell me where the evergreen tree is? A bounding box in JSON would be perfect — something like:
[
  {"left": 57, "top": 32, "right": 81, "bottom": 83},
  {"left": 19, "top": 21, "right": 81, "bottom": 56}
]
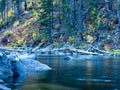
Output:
[{"left": 38, "top": 0, "right": 53, "bottom": 43}]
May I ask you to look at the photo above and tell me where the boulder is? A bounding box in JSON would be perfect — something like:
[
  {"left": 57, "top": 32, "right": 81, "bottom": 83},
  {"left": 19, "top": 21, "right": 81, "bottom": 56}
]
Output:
[
  {"left": 0, "top": 52, "right": 13, "bottom": 79},
  {"left": 0, "top": 79, "right": 11, "bottom": 90},
  {"left": 21, "top": 59, "right": 51, "bottom": 73},
  {"left": 0, "top": 51, "right": 51, "bottom": 79},
  {"left": 10, "top": 53, "right": 51, "bottom": 74},
  {"left": 11, "top": 60, "right": 26, "bottom": 77},
  {"left": 0, "top": 84, "right": 11, "bottom": 90}
]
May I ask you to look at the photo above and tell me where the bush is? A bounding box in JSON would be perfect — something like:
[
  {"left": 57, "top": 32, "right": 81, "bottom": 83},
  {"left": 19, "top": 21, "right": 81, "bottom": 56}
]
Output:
[
  {"left": 27, "top": 1, "right": 33, "bottom": 9},
  {"left": 3, "top": 31, "right": 12, "bottom": 37},
  {"left": 0, "top": 19, "right": 3, "bottom": 27},
  {"left": 8, "top": 9, "right": 15, "bottom": 18},
  {"left": 54, "top": 24, "right": 60, "bottom": 30},
  {"left": 30, "top": 9, "right": 37, "bottom": 18},
  {"left": 68, "top": 36, "right": 75, "bottom": 44},
  {"left": 13, "top": 21, "right": 19, "bottom": 28}
]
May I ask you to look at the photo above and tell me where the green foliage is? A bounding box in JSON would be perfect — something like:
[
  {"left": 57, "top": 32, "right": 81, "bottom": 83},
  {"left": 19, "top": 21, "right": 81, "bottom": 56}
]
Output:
[
  {"left": 90, "top": 7, "right": 98, "bottom": 20},
  {"left": 30, "top": 9, "right": 37, "bottom": 18},
  {"left": 54, "top": 24, "right": 60, "bottom": 30},
  {"left": 88, "top": 0, "right": 98, "bottom": 5},
  {"left": 0, "top": 19, "right": 3, "bottom": 27},
  {"left": 68, "top": 36, "right": 75, "bottom": 45},
  {"left": 3, "top": 31, "right": 12, "bottom": 37}
]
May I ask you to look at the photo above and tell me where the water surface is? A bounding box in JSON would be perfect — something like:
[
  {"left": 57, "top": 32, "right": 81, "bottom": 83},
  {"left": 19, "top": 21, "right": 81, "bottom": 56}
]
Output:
[{"left": 8, "top": 55, "right": 120, "bottom": 90}]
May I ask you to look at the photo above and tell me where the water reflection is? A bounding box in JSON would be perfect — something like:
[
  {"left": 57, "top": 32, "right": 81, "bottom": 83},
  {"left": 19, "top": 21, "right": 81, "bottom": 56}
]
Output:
[{"left": 9, "top": 56, "right": 120, "bottom": 90}]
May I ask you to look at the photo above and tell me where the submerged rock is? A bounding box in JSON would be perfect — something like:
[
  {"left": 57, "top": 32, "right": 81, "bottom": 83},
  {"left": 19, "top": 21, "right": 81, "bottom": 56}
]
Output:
[{"left": 64, "top": 56, "right": 73, "bottom": 60}]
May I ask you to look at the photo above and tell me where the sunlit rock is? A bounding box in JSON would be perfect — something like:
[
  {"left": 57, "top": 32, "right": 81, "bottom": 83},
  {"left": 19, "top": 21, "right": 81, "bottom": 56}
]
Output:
[{"left": 21, "top": 59, "right": 51, "bottom": 73}]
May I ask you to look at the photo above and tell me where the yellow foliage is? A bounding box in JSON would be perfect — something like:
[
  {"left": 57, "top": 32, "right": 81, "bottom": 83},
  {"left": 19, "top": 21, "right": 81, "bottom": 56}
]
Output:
[
  {"left": 104, "top": 45, "right": 110, "bottom": 51},
  {"left": 22, "top": 2, "right": 25, "bottom": 10},
  {"left": 53, "top": 1, "right": 57, "bottom": 6},
  {"left": 27, "top": 1, "right": 33, "bottom": 9},
  {"left": 41, "top": 37, "right": 46, "bottom": 42},
  {"left": 23, "top": 22, "right": 31, "bottom": 27},
  {"left": 13, "top": 21, "right": 19, "bottom": 28},
  {"left": 0, "top": 19, "right": 3, "bottom": 23},
  {"left": 32, "top": 33, "right": 37, "bottom": 39},
  {"left": 97, "top": 16, "right": 101, "bottom": 27},
  {"left": 36, "top": 2, "right": 42, "bottom": 8},
  {"left": 3, "top": 31, "right": 12, "bottom": 37},
  {"left": 86, "top": 35, "right": 94, "bottom": 43},
  {"left": 22, "top": 30, "right": 26, "bottom": 35},
  {"left": 8, "top": 9, "right": 15, "bottom": 18},
  {"left": 17, "top": 37, "right": 24, "bottom": 45},
  {"left": 112, "top": 50, "right": 120, "bottom": 55},
  {"left": 40, "top": 9, "right": 45, "bottom": 13},
  {"left": 88, "top": 24, "right": 95, "bottom": 31},
  {"left": 30, "top": 10, "right": 37, "bottom": 17}
]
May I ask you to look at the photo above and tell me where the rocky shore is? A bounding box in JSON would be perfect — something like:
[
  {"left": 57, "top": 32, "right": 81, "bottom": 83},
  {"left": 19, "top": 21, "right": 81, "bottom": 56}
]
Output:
[{"left": 0, "top": 51, "right": 51, "bottom": 89}]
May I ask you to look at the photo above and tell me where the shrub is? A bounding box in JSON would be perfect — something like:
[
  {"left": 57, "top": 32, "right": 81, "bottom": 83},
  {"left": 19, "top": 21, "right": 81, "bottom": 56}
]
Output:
[
  {"left": 8, "top": 9, "right": 15, "bottom": 18},
  {"left": 27, "top": 1, "right": 33, "bottom": 9},
  {"left": 30, "top": 9, "right": 37, "bottom": 18},
  {"left": 13, "top": 21, "right": 19, "bottom": 28},
  {"left": 54, "top": 24, "right": 60, "bottom": 30},
  {"left": 68, "top": 36, "right": 75, "bottom": 44},
  {"left": 3, "top": 31, "right": 12, "bottom": 37}
]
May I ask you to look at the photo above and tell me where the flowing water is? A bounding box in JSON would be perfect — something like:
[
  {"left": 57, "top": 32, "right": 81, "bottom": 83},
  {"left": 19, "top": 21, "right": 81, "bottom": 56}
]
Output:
[{"left": 7, "top": 55, "right": 120, "bottom": 90}]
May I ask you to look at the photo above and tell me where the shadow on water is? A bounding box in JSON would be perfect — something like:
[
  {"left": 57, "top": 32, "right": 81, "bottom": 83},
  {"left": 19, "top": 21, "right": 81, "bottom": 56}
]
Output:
[{"left": 5, "top": 55, "right": 120, "bottom": 90}]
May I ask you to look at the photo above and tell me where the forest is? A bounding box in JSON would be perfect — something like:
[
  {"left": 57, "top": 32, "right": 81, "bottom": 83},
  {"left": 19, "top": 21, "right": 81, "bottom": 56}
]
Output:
[
  {"left": 0, "top": 0, "right": 120, "bottom": 90},
  {"left": 0, "top": 0, "right": 120, "bottom": 55}
]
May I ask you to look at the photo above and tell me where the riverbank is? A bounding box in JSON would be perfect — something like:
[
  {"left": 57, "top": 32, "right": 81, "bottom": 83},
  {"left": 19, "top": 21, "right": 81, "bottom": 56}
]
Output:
[{"left": 0, "top": 50, "right": 51, "bottom": 89}]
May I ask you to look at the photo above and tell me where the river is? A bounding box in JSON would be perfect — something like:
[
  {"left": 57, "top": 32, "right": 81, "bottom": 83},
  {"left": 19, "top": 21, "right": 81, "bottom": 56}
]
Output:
[{"left": 6, "top": 55, "right": 120, "bottom": 90}]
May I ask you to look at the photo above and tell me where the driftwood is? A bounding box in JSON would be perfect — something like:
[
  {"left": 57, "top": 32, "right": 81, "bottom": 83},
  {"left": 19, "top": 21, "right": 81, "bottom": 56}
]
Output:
[{"left": 0, "top": 45, "right": 112, "bottom": 57}]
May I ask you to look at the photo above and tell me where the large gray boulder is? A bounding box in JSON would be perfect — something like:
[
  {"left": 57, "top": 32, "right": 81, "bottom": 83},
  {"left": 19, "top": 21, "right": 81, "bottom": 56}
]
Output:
[
  {"left": 0, "top": 52, "right": 13, "bottom": 79},
  {"left": 21, "top": 59, "right": 51, "bottom": 73},
  {"left": 10, "top": 53, "right": 51, "bottom": 74},
  {"left": 0, "top": 51, "right": 51, "bottom": 79}
]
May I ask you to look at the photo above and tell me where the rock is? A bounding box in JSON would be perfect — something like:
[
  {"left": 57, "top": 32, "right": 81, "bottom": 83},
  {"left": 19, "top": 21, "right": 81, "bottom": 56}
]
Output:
[
  {"left": 0, "top": 79, "right": 11, "bottom": 90},
  {"left": 0, "top": 79, "right": 4, "bottom": 84},
  {"left": 19, "top": 53, "right": 35, "bottom": 60},
  {"left": 15, "top": 53, "right": 51, "bottom": 72},
  {"left": 0, "top": 51, "right": 51, "bottom": 79},
  {"left": 0, "top": 52, "right": 13, "bottom": 79},
  {"left": 64, "top": 56, "right": 73, "bottom": 60},
  {"left": 21, "top": 59, "right": 51, "bottom": 73},
  {"left": 11, "top": 60, "right": 26, "bottom": 77},
  {"left": 0, "top": 84, "right": 11, "bottom": 90}
]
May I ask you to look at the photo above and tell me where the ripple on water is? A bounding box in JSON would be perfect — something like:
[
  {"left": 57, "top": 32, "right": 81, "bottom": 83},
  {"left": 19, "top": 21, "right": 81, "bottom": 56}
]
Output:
[{"left": 77, "top": 78, "right": 113, "bottom": 83}]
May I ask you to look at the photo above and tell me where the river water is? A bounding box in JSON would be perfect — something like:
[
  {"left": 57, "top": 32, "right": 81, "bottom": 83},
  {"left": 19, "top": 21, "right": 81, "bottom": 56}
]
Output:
[{"left": 8, "top": 55, "right": 120, "bottom": 90}]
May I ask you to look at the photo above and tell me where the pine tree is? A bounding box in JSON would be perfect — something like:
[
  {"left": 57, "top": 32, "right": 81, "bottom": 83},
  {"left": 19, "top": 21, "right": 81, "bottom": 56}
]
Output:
[{"left": 38, "top": 0, "right": 53, "bottom": 43}]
